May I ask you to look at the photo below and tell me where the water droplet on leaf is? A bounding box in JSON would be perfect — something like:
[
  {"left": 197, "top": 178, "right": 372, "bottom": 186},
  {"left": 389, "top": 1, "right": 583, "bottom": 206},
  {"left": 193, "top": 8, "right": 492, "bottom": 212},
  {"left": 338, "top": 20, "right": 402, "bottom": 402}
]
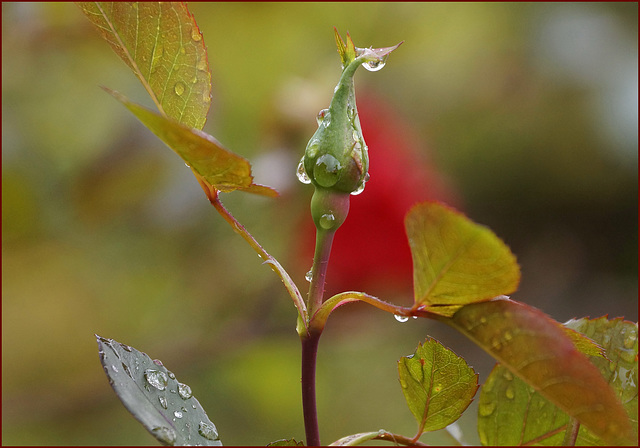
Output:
[
  {"left": 305, "top": 270, "right": 313, "bottom": 282},
  {"left": 119, "top": 343, "right": 133, "bottom": 352},
  {"left": 111, "top": 365, "right": 119, "bottom": 373},
  {"left": 191, "top": 28, "right": 202, "bottom": 41},
  {"left": 505, "top": 386, "right": 515, "bottom": 400},
  {"left": 503, "top": 370, "right": 513, "bottom": 381},
  {"left": 623, "top": 328, "right": 637, "bottom": 349},
  {"left": 319, "top": 213, "right": 336, "bottom": 230},
  {"left": 197, "top": 56, "right": 208, "bottom": 71},
  {"left": 159, "top": 396, "right": 168, "bottom": 409},
  {"left": 153, "top": 359, "right": 164, "bottom": 366},
  {"left": 174, "top": 82, "right": 186, "bottom": 96},
  {"left": 394, "top": 314, "right": 409, "bottom": 323},
  {"left": 168, "top": 371, "right": 176, "bottom": 379},
  {"left": 122, "top": 362, "right": 133, "bottom": 379},
  {"left": 178, "top": 382, "right": 193, "bottom": 399},
  {"left": 198, "top": 421, "right": 219, "bottom": 441},
  {"left": 151, "top": 426, "right": 177, "bottom": 445},
  {"left": 145, "top": 369, "right": 168, "bottom": 391},
  {"left": 174, "top": 410, "right": 183, "bottom": 419},
  {"left": 479, "top": 402, "right": 496, "bottom": 417}
]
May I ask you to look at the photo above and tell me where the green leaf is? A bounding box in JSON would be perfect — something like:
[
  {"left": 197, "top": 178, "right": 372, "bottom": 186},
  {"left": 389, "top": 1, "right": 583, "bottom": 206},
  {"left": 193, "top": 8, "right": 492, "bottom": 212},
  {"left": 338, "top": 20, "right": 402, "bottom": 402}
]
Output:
[
  {"left": 398, "top": 338, "right": 478, "bottom": 435},
  {"left": 266, "top": 439, "right": 305, "bottom": 446},
  {"left": 96, "top": 335, "right": 222, "bottom": 446},
  {"left": 405, "top": 202, "right": 520, "bottom": 316},
  {"left": 105, "top": 88, "right": 278, "bottom": 197},
  {"left": 477, "top": 317, "right": 637, "bottom": 446},
  {"left": 76, "top": 2, "right": 212, "bottom": 130},
  {"left": 447, "top": 299, "right": 635, "bottom": 445}
]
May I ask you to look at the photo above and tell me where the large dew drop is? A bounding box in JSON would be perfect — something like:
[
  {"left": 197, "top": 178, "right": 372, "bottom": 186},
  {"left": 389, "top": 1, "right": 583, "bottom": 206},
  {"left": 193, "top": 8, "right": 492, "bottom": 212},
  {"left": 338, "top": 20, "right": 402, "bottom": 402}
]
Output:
[
  {"left": 198, "top": 421, "right": 219, "bottom": 441},
  {"left": 394, "top": 314, "right": 409, "bottom": 323},
  {"left": 296, "top": 158, "right": 311, "bottom": 184},
  {"left": 362, "top": 56, "right": 387, "bottom": 72},
  {"left": 178, "top": 382, "right": 193, "bottom": 400},
  {"left": 158, "top": 396, "right": 168, "bottom": 409},
  {"left": 313, "top": 154, "right": 341, "bottom": 188},
  {"left": 144, "top": 369, "right": 168, "bottom": 391},
  {"left": 305, "top": 269, "right": 313, "bottom": 282}
]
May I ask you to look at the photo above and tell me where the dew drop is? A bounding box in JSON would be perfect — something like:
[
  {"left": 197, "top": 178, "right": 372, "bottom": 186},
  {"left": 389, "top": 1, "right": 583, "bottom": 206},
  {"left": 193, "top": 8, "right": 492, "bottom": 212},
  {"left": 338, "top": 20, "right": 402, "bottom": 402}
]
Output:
[
  {"left": 478, "top": 402, "right": 496, "bottom": 417},
  {"left": 174, "top": 82, "right": 186, "bottom": 96},
  {"left": 296, "top": 157, "right": 311, "bottom": 184},
  {"left": 153, "top": 359, "right": 164, "bottom": 366},
  {"left": 362, "top": 58, "right": 387, "bottom": 72},
  {"left": 198, "top": 421, "right": 219, "bottom": 441},
  {"left": 505, "top": 386, "right": 515, "bottom": 400},
  {"left": 399, "top": 379, "right": 408, "bottom": 389},
  {"left": 178, "top": 382, "right": 193, "bottom": 399},
  {"left": 145, "top": 369, "right": 168, "bottom": 391},
  {"left": 168, "top": 371, "right": 176, "bottom": 380},
  {"left": 319, "top": 213, "right": 336, "bottom": 230},
  {"left": 503, "top": 370, "right": 513, "bottom": 381},
  {"left": 350, "top": 180, "right": 366, "bottom": 196},
  {"left": 394, "top": 314, "right": 409, "bottom": 323},
  {"left": 159, "top": 396, "right": 168, "bottom": 409},
  {"left": 313, "top": 154, "right": 341, "bottom": 188},
  {"left": 305, "top": 269, "right": 313, "bottom": 282},
  {"left": 111, "top": 365, "right": 119, "bottom": 373},
  {"left": 191, "top": 28, "right": 202, "bottom": 41},
  {"left": 119, "top": 343, "right": 133, "bottom": 352},
  {"left": 197, "top": 56, "right": 208, "bottom": 71},
  {"left": 623, "top": 328, "right": 637, "bottom": 349},
  {"left": 316, "top": 108, "right": 331, "bottom": 127},
  {"left": 174, "top": 410, "right": 183, "bottom": 419},
  {"left": 151, "top": 426, "right": 177, "bottom": 445}
]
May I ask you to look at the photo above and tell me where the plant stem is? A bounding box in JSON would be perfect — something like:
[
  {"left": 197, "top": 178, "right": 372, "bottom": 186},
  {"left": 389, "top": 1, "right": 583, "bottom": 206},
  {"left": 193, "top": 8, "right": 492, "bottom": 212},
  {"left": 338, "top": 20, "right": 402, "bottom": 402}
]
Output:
[
  {"left": 205, "top": 188, "right": 307, "bottom": 328},
  {"left": 301, "top": 329, "right": 322, "bottom": 446},
  {"left": 562, "top": 418, "right": 580, "bottom": 446},
  {"left": 307, "top": 229, "right": 336, "bottom": 316}
]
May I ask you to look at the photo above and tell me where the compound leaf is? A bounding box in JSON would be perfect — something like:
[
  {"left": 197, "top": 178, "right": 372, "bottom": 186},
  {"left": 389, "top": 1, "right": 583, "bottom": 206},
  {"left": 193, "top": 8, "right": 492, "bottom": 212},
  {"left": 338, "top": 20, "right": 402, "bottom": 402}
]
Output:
[
  {"left": 398, "top": 338, "right": 478, "bottom": 434},
  {"left": 76, "top": 2, "right": 212, "bottom": 130},
  {"left": 106, "top": 88, "right": 277, "bottom": 197},
  {"left": 96, "top": 335, "right": 222, "bottom": 446},
  {"left": 405, "top": 202, "right": 520, "bottom": 316},
  {"left": 447, "top": 299, "right": 635, "bottom": 445},
  {"left": 477, "top": 317, "right": 637, "bottom": 446}
]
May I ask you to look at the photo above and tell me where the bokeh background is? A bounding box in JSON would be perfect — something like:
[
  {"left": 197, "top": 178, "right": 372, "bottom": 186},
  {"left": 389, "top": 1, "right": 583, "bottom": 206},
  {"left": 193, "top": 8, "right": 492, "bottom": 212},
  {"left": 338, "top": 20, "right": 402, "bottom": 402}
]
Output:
[{"left": 2, "top": 2, "right": 637, "bottom": 446}]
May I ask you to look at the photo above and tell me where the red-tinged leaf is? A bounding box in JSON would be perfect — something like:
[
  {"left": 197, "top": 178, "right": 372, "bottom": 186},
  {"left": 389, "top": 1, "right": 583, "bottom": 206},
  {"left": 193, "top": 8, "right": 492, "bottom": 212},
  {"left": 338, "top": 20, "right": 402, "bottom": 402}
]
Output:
[
  {"left": 405, "top": 202, "right": 520, "bottom": 316},
  {"left": 478, "top": 317, "right": 637, "bottom": 445},
  {"left": 398, "top": 338, "right": 478, "bottom": 434},
  {"left": 106, "top": 88, "right": 278, "bottom": 197},
  {"left": 447, "top": 298, "right": 635, "bottom": 445},
  {"left": 76, "top": 2, "right": 212, "bottom": 130}
]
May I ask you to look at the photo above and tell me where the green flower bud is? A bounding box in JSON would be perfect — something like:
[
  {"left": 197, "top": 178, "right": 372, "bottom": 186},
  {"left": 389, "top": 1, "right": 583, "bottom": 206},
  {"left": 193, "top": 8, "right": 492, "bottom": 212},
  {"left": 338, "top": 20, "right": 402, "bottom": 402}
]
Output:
[{"left": 298, "top": 29, "right": 401, "bottom": 232}]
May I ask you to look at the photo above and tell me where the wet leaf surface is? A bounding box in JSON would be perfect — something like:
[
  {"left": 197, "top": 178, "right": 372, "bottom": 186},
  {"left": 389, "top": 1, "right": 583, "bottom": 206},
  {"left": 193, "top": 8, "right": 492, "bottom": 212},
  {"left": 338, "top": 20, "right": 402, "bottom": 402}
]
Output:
[
  {"left": 106, "top": 88, "right": 277, "bottom": 197},
  {"left": 96, "top": 335, "right": 222, "bottom": 446},
  {"left": 398, "top": 338, "right": 478, "bottom": 434},
  {"left": 447, "top": 300, "right": 635, "bottom": 445},
  {"left": 405, "top": 202, "right": 520, "bottom": 315},
  {"left": 76, "top": 2, "right": 212, "bottom": 130}
]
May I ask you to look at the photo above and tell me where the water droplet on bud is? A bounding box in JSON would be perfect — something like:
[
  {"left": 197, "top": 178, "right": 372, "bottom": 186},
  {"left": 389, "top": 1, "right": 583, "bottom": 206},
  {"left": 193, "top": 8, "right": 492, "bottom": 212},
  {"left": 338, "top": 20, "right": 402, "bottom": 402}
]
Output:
[
  {"left": 316, "top": 108, "right": 331, "bottom": 127},
  {"left": 305, "top": 270, "right": 313, "bottom": 282},
  {"left": 313, "top": 154, "right": 341, "bottom": 188},
  {"left": 319, "top": 213, "right": 336, "bottom": 230},
  {"left": 394, "top": 314, "right": 409, "bottom": 323},
  {"left": 296, "top": 157, "right": 311, "bottom": 184},
  {"left": 362, "top": 56, "right": 387, "bottom": 72}
]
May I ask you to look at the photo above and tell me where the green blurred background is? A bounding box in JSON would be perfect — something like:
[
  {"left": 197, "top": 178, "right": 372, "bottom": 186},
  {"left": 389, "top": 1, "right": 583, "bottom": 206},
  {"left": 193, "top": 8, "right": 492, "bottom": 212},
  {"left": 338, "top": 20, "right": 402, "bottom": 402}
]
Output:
[{"left": 2, "top": 2, "right": 637, "bottom": 445}]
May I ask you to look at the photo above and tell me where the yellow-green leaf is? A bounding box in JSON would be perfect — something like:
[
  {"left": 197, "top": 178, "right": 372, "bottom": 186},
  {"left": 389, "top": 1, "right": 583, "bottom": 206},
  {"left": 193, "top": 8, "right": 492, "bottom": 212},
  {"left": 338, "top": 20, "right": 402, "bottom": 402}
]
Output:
[
  {"left": 106, "top": 88, "right": 277, "bottom": 197},
  {"left": 477, "top": 317, "right": 637, "bottom": 446},
  {"left": 398, "top": 338, "right": 478, "bottom": 434},
  {"left": 448, "top": 299, "right": 635, "bottom": 446},
  {"left": 76, "top": 2, "right": 212, "bottom": 130},
  {"left": 405, "top": 202, "right": 520, "bottom": 315}
]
